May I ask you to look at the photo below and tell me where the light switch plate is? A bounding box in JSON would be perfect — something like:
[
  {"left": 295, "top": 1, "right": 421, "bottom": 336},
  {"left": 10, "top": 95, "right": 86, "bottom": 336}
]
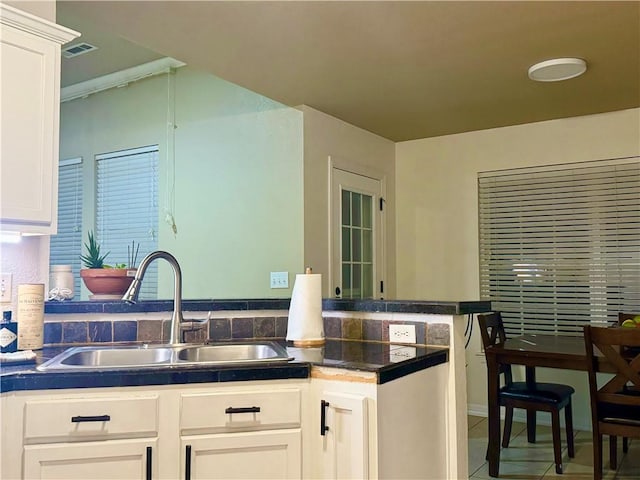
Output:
[
  {"left": 270, "top": 271, "right": 289, "bottom": 289},
  {"left": 0, "top": 273, "right": 12, "bottom": 302}
]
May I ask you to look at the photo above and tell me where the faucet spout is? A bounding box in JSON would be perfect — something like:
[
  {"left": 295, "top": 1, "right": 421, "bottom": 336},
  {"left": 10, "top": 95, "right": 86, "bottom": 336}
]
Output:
[{"left": 122, "top": 251, "right": 185, "bottom": 345}]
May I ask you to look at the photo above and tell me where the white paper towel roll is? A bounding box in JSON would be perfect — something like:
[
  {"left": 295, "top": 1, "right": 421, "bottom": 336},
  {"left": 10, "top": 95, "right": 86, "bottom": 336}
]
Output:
[{"left": 286, "top": 273, "right": 325, "bottom": 346}]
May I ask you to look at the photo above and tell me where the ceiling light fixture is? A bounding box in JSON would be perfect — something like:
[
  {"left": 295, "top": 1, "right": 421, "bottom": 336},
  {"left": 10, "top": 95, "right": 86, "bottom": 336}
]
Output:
[{"left": 528, "top": 58, "right": 587, "bottom": 82}]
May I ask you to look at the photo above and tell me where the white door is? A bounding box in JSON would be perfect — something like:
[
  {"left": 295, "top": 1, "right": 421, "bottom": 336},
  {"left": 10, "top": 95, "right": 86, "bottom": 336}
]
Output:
[
  {"left": 331, "top": 167, "right": 384, "bottom": 299},
  {"left": 319, "top": 391, "right": 369, "bottom": 479},
  {"left": 24, "top": 439, "right": 157, "bottom": 479},
  {"left": 182, "top": 429, "right": 301, "bottom": 479}
]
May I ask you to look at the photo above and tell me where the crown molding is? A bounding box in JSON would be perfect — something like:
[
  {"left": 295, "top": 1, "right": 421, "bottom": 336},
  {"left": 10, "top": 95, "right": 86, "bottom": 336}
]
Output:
[{"left": 0, "top": 3, "right": 79, "bottom": 44}]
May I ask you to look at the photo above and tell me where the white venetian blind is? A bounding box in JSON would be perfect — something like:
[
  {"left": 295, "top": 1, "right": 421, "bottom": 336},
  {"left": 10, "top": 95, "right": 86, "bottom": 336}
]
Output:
[
  {"left": 50, "top": 157, "right": 83, "bottom": 297},
  {"left": 478, "top": 157, "right": 640, "bottom": 336},
  {"left": 96, "top": 146, "right": 159, "bottom": 299}
]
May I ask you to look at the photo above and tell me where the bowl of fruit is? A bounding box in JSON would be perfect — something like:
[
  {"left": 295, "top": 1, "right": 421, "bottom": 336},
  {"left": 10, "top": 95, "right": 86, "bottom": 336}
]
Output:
[{"left": 621, "top": 315, "right": 640, "bottom": 328}]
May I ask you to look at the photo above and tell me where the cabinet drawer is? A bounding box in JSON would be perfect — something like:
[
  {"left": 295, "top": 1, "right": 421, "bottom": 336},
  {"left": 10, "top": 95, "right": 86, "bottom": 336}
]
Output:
[
  {"left": 24, "top": 395, "right": 159, "bottom": 443},
  {"left": 181, "top": 389, "right": 300, "bottom": 433}
]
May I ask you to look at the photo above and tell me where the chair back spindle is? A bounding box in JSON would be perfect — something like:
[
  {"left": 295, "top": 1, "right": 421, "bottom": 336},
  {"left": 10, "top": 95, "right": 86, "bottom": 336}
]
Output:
[{"left": 478, "top": 312, "right": 513, "bottom": 386}]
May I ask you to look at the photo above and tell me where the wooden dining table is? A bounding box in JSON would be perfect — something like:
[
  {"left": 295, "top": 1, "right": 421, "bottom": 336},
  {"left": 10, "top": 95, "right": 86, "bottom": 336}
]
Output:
[{"left": 483, "top": 333, "right": 593, "bottom": 477}]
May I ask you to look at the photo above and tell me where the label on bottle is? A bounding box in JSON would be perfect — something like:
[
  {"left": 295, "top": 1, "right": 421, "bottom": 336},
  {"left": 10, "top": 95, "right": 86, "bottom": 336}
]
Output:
[
  {"left": 0, "top": 327, "right": 17, "bottom": 348},
  {"left": 17, "top": 284, "right": 44, "bottom": 350}
]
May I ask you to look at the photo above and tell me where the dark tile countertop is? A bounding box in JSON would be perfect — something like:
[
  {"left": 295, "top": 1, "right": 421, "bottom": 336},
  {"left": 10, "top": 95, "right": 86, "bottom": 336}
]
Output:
[
  {"left": 0, "top": 340, "right": 448, "bottom": 393},
  {"left": 45, "top": 298, "right": 491, "bottom": 315}
]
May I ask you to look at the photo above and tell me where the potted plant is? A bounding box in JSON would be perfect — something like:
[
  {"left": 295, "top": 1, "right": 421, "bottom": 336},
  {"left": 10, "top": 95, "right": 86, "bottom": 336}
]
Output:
[{"left": 79, "top": 231, "right": 139, "bottom": 299}]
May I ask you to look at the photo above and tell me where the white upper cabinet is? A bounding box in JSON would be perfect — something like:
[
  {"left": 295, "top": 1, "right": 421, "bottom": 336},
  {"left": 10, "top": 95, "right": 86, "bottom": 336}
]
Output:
[{"left": 0, "top": 4, "right": 79, "bottom": 234}]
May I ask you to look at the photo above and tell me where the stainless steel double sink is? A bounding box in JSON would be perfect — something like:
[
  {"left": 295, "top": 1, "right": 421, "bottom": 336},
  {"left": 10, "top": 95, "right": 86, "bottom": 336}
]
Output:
[{"left": 37, "top": 342, "right": 292, "bottom": 371}]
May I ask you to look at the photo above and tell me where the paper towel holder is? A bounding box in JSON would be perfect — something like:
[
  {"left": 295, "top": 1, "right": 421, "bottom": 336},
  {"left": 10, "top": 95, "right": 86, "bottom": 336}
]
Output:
[{"left": 287, "top": 267, "right": 325, "bottom": 347}]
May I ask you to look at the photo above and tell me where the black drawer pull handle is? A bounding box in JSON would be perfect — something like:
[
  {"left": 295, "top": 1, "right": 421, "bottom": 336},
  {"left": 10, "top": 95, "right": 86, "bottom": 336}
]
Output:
[
  {"left": 146, "top": 446, "right": 152, "bottom": 480},
  {"left": 225, "top": 406, "right": 261, "bottom": 414},
  {"left": 185, "top": 445, "right": 191, "bottom": 480},
  {"left": 71, "top": 415, "right": 111, "bottom": 423},
  {"left": 320, "top": 400, "right": 330, "bottom": 436}
]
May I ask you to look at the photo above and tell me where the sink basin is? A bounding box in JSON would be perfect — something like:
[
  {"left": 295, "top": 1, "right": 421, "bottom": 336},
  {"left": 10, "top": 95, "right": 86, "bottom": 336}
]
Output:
[
  {"left": 37, "top": 342, "right": 292, "bottom": 371},
  {"left": 178, "top": 343, "right": 290, "bottom": 363},
  {"left": 58, "top": 346, "right": 174, "bottom": 367}
]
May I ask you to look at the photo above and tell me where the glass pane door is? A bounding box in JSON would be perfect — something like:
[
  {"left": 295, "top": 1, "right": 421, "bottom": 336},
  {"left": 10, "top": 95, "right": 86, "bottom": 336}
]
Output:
[
  {"left": 341, "top": 189, "right": 374, "bottom": 298},
  {"left": 331, "top": 166, "right": 383, "bottom": 299}
]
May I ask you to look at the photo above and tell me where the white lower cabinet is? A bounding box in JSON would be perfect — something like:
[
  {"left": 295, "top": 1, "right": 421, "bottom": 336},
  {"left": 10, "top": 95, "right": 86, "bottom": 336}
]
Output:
[
  {"left": 1, "top": 364, "right": 450, "bottom": 480},
  {"left": 307, "top": 363, "right": 449, "bottom": 479},
  {"left": 317, "top": 391, "right": 369, "bottom": 479},
  {"left": 24, "top": 438, "right": 157, "bottom": 480},
  {"left": 179, "top": 388, "right": 302, "bottom": 479},
  {"left": 2, "top": 391, "right": 160, "bottom": 480},
  {"left": 0, "top": 381, "right": 304, "bottom": 480},
  {"left": 181, "top": 430, "right": 301, "bottom": 479}
]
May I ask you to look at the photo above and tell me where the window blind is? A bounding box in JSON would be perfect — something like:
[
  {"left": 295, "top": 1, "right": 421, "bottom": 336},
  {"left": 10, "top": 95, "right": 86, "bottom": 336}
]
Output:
[
  {"left": 50, "top": 157, "right": 83, "bottom": 298},
  {"left": 96, "top": 146, "right": 159, "bottom": 300},
  {"left": 478, "top": 157, "right": 640, "bottom": 336}
]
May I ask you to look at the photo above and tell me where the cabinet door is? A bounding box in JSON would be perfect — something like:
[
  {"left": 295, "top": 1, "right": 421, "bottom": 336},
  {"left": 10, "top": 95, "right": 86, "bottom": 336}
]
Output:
[
  {"left": 0, "top": 6, "right": 77, "bottom": 234},
  {"left": 319, "top": 392, "right": 369, "bottom": 479},
  {"left": 182, "top": 429, "right": 301, "bottom": 479},
  {"left": 23, "top": 438, "right": 157, "bottom": 479}
]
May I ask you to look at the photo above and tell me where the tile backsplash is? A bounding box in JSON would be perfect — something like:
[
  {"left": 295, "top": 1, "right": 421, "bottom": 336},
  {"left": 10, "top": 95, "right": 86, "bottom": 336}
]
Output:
[{"left": 43, "top": 314, "right": 450, "bottom": 347}]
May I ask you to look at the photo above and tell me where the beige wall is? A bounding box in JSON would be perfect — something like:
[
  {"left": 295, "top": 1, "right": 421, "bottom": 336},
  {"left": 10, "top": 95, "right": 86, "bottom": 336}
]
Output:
[
  {"left": 60, "top": 67, "right": 303, "bottom": 299},
  {"left": 301, "top": 106, "right": 396, "bottom": 298},
  {"left": 395, "top": 107, "right": 640, "bottom": 429}
]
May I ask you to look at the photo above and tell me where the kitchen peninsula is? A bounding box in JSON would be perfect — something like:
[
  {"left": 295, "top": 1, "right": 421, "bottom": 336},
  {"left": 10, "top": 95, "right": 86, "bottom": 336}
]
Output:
[{"left": 1, "top": 299, "right": 489, "bottom": 479}]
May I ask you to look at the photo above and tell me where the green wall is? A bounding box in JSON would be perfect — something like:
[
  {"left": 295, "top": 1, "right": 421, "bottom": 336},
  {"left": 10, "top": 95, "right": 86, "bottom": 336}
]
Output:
[{"left": 60, "top": 67, "right": 303, "bottom": 299}]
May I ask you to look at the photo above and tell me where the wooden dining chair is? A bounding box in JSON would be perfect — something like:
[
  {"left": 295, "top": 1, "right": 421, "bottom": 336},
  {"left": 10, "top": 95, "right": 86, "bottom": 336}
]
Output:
[
  {"left": 478, "top": 312, "right": 575, "bottom": 474},
  {"left": 584, "top": 324, "right": 640, "bottom": 480},
  {"left": 608, "top": 312, "right": 640, "bottom": 467}
]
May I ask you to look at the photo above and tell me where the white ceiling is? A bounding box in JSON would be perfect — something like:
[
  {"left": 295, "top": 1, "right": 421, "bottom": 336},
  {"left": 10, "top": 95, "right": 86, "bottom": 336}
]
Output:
[{"left": 57, "top": 1, "right": 640, "bottom": 142}]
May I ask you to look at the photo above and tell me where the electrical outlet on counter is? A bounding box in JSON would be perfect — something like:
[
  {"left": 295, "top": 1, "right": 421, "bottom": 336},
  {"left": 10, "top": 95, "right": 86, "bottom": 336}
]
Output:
[{"left": 389, "top": 323, "right": 416, "bottom": 344}]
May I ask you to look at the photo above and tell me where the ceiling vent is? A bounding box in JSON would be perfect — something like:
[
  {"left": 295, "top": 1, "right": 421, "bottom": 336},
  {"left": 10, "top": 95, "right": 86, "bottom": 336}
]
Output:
[{"left": 62, "top": 43, "right": 98, "bottom": 59}]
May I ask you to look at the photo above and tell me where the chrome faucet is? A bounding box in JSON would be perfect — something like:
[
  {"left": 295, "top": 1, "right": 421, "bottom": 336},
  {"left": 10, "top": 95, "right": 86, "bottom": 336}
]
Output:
[{"left": 122, "top": 251, "right": 185, "bottom": 345}]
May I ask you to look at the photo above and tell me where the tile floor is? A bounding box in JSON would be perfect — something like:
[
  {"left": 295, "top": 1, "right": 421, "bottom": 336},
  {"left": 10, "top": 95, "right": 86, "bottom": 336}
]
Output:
[{"left": 468, "top": 415, "right": 640, "bottom": 479}]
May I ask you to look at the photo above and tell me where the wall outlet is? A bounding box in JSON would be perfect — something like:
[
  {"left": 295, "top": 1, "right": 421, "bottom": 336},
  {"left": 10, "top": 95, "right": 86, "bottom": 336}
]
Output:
[
  {"left": 389, "top": 324, "right": 417, "bottom": 344},
  {"left": 0, "top": 273, "right": 12, "bottom": 302},
  {"left": 270, "top": 271, "right": 289, "bottom": 289}
]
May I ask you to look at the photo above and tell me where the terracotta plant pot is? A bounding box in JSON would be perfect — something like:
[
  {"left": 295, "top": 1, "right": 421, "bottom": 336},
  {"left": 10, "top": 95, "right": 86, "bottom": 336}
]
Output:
[{"left": 80, "top": 268, "right": 136, "bottom": 296}]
